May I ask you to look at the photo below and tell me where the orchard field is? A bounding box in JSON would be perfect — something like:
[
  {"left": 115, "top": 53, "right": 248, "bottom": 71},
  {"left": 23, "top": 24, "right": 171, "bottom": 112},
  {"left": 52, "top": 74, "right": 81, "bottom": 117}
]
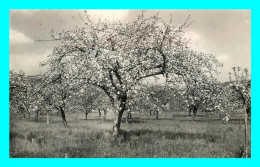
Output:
[
  {"left": 10, "top": 110, "right": 251, "bottom": 158},
  {"left": 9, "top": 11, "right": 251, "bottom": 158}
]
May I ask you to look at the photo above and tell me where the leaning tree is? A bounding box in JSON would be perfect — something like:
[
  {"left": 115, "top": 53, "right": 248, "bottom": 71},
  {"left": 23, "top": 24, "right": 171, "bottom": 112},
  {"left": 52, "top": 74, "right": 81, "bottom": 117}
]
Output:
[{"left": 41, "top": 12, "right": 221, "bottom": 135}]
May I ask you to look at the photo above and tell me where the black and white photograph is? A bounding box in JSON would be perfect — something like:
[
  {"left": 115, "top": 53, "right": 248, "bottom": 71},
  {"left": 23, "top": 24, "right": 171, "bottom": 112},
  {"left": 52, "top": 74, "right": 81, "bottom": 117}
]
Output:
[{"left": 9, "top": 9, "right": 251, "bottom": 158}]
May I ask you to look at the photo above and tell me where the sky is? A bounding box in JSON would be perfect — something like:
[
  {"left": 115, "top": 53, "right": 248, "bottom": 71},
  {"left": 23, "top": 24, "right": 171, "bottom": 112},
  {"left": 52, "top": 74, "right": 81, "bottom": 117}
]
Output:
[{"left": 9, "top": 10, "right": 251, "bottom": 82}]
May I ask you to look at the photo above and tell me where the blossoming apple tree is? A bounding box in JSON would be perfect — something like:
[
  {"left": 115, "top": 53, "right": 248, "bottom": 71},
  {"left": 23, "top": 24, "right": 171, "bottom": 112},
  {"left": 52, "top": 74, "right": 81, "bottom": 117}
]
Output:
[
  {"left": 9, "top": 70, "right": 29, "bottom": 117},
  {"left": 42, "top": 13, "right": 222, "bottom": 135}
]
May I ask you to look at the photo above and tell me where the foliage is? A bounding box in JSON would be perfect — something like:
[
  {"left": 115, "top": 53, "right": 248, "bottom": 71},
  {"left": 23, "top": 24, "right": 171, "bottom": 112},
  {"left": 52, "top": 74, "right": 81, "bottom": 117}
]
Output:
[
  {"left": 70, "top": 86, "right": 109, "bottom": 118},
  {"left": 228, "top": 67, "right": 251, "bottom": 115},
  {"left": 9, "top": 70, "right": 29, "bottom": 115},
  {"left": 9, "top": 71, "right": 44, "bottom": 117},
  {"left": 39, "top": 12, "right": 222, "bottom": 134}
]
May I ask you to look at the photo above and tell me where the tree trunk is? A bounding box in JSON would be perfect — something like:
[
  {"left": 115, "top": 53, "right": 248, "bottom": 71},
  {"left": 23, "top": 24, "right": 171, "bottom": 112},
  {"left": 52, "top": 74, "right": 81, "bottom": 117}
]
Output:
[
  {"left": 155, "top": 110, "right": 159, "bottom": 120},
  {"left": 126, "top": 117, "right": 129, "bottom": 124},
  {"left": 126, "top": 111, "right": 132, "bottom": 124},
  {"left": 189, "top": 108, "right": 192, "bottom": 116},
  {"left": 127, "top": 112, "right": 132, "bottom": 119},
  {"left": 103, "top": 110, "right": 107, "bottom": 121},
  {"left": 46, "top": 111, "right": 50, "bottom": 124},
  {"left": 28, "top": 109, "right": 30, "bottom": 118},
  {"left": 129, "top": 112, "right": 132, "bottom": 119},
  {"left": 193, "top": 109, "right": 197, "bottom": 120},
  {"left": 113, "top": 110, "right": 124, "bottom": 136},
  {"left": 246, "top": 105, "right": 251, "bottom": 117},
  {"left": 113, "top": 94, "right": 127, "bottom": 135},
  {"left": 35, "top": 111, "right": 39, "bottom": 122},
  {"left": 98, "top": 109, "right": 101, "bottom": 117},
  {"left": 85, "top": 111, "right": 88, "bottom": 120},
  {"left": 150, "top": 109, "right": 152, "bottom": 116},
  {"left": 60, "top": 106, "right": 67, "bottom": 126},
  {"left": 192, "top": 106, "right": 198, "bottom": 120}
]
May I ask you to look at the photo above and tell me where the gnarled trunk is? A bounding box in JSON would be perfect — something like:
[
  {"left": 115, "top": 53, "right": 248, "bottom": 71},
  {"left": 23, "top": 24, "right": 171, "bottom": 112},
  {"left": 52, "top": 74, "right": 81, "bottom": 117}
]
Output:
[
  {"left": 113, "top": 110, "right": 124, "bottom": 136},
  {"left": 113, "top": 94, "right": 127, "bottom": 136},
  {"left": 60, "top": 106, "right": 67, "bottom": 126}
]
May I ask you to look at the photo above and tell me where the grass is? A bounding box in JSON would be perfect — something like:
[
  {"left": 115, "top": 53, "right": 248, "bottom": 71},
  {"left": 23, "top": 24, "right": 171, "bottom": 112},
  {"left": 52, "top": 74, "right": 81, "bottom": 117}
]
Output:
[{"left": 9, "top": 111, "right": 251, "bottom": 158}]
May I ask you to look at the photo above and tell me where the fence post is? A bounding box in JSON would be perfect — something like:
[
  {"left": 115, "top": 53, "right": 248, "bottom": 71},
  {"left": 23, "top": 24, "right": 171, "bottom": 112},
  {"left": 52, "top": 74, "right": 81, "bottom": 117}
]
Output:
[
  {"left": 47, "top": 111, "right": 50, "bottom": 125},
  {"left": 239, "top": 117, "right": 241, "bottom": 131},
  {"left": 64, "top": 153, "right": 69, "bottom": 158},
  {"left": 244, "top": 107, "right": 248, "bottom": 158}
]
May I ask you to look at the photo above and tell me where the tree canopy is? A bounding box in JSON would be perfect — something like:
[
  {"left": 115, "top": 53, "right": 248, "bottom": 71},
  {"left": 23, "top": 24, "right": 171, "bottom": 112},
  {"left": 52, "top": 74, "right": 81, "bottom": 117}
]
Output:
[{"left": 38, "top": 12, "right": 222, "bottom": 134}]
